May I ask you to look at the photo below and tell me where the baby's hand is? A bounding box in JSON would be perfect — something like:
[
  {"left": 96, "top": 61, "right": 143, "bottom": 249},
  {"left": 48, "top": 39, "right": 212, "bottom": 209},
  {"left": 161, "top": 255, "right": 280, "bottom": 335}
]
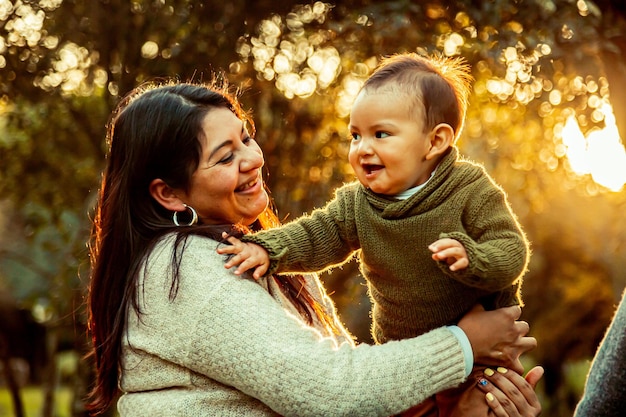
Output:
[
  {"left": 216, "top": 232, "right": 270, "bottom": 279},
  {"left": 429, "top": 238, "right": 468, "bottom": 272}
]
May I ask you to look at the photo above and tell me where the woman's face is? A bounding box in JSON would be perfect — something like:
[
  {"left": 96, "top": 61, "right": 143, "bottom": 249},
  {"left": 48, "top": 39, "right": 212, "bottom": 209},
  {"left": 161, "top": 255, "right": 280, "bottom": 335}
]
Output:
[{"left": 178, "top": 107, "right": 268, "bottom": 225}]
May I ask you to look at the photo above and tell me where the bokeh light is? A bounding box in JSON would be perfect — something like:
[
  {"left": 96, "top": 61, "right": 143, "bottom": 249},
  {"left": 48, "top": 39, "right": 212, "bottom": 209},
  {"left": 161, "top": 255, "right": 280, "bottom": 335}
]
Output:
[{"left": 560, "top": 103, "right": 626, "bottom": 191}]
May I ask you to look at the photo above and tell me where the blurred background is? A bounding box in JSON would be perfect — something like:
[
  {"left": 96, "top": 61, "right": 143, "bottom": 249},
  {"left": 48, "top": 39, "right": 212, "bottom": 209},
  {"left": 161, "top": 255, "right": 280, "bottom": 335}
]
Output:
[{"left": 1, "top": 0, "right": 625, "bottom": 416}]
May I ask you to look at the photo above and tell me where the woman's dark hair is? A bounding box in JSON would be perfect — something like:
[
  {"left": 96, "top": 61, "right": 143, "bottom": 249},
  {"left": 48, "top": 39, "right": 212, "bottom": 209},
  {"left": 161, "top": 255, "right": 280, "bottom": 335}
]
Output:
[{"left": 86, "top": 80, "right": 339, "bottom": 414}]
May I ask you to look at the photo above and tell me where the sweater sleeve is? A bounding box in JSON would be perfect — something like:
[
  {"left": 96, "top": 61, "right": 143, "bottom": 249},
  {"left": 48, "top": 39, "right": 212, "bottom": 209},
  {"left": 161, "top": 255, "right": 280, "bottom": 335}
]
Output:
[
  {"left": 574, "top": 288, "right": 626, "bottom": 417},
  {"left": 242, "top": 190, "right": 360, "bottom": 276},
  {"left": 133, "top": 235, "right": 468, "bottom": 417},
  {"left": 437, "top": 183, "right": 529, "bottom": 298}
]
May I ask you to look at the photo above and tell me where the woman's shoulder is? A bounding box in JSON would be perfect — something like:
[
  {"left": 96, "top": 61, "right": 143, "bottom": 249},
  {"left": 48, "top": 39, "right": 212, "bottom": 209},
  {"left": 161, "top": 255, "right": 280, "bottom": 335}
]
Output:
[
  {"left": 142, "top": 232, "right": 255, "bottom": 305},
  {"left": 152, "top": 232, "right": 222, "bottom": 255},
  {"left": 146, "top": 232, "right": 230, "bottom": 282}
]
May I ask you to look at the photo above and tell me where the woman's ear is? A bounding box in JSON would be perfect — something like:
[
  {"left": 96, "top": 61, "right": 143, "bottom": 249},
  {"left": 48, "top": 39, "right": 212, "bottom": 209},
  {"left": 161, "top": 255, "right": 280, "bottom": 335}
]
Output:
[
  {"left": 149, "top": 179, "right": 185, "bottom": 212},
  {"left": 426, "top": 123, "right": 454, "bottom": 160}
]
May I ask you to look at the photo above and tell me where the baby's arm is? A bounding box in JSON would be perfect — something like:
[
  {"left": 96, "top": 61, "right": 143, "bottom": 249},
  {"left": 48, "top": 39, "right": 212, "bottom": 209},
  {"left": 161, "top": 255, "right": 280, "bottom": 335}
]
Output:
[
  {"left": 429, "top": 238, "right": 468, "bottom": 272},
  {"left": 218, "top": 232, "right": 270, "bottom": 279},
  {"left": 433, "top": 182, "right": 528, "bottom": 293}
]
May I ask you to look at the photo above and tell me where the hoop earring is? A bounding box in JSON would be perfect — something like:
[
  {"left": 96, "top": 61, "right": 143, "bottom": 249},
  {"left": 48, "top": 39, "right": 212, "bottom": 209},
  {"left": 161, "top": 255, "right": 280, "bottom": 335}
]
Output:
[{"left": 173, "top": 204, "right": 198, "bottom": 226}]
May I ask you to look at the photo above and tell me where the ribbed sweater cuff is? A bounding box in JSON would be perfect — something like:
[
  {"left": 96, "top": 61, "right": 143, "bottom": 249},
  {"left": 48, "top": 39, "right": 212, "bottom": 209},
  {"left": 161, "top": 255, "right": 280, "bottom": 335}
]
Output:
[
  {"left": 413, "top": 327, "right": 469, "bottom": 390},
  {"left": 447, "top": 325, "right": 473, "bottom": 376}
]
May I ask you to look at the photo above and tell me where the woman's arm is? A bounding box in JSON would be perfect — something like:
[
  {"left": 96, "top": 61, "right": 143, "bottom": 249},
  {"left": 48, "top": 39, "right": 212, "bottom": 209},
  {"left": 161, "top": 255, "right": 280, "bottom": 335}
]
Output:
[
  {"left": 137, "top": 235, "right": 466, "bottom": 416},
  {"left": 133, "top": 235, "right": 534, "bottom": 417}
]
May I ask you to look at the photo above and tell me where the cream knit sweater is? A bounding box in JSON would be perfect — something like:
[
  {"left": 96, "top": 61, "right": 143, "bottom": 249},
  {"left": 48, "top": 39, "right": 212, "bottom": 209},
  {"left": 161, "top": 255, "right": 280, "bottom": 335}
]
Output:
[{"left": 117, "top": 234, "right": 468, "bottom": 416}]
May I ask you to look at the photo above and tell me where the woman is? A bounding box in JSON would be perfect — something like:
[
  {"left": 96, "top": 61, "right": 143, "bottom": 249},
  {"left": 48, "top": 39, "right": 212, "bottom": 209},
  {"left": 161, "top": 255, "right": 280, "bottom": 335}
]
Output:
[{"left": 87, "top": 80, "right": 541, "bottom": 416}]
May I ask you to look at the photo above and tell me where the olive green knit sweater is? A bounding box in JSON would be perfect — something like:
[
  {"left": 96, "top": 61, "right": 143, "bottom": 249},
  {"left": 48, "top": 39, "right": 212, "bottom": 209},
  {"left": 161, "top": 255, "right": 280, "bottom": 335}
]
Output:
[{"left": 243, "top": 148, "right": 529, "bottom": 343}]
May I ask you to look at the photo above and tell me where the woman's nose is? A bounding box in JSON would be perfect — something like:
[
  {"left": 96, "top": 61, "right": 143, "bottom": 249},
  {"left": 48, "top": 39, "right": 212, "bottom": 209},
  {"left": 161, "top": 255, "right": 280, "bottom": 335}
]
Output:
[{"left": 240, "top": 145, "right": 264, "bottom": 171}]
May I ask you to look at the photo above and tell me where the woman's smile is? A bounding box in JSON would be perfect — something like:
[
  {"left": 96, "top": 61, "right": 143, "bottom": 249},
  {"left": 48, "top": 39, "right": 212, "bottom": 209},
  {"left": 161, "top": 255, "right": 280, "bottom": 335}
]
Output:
[{"left": 236, "top": 173, "right": 262, "bottom": 193}]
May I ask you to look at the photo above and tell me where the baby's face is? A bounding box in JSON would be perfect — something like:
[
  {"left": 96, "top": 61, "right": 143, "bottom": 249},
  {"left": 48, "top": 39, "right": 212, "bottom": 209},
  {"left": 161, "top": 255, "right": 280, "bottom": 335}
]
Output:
[{"left": 348, "top": 89, "right": 435, "bottom": 195}]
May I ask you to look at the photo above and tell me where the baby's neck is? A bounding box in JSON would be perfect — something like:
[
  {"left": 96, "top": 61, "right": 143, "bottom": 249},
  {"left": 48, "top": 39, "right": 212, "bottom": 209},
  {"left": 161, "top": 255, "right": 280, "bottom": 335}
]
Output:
[{"left": 394, "top": 172, "right": 436, "bottom": 200}]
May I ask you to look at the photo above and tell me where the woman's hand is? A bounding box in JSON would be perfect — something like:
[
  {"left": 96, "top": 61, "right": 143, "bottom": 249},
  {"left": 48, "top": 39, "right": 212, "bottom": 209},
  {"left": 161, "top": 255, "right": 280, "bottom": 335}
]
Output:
[
  {"left": 478, "top": 366, "right": 543, "bottom": 416},
  {"left": 445, "top": 366, "right": 543, "bottom": 417},
  {"left": 457, "top": 304, "right": 536, "bottom": 374}
]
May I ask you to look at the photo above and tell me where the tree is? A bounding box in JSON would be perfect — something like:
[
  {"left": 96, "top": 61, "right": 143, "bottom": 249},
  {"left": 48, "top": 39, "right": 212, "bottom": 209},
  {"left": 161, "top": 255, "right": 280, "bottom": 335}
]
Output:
[{"left": 1, "top": 1, "right": 626, "bottom": 415}]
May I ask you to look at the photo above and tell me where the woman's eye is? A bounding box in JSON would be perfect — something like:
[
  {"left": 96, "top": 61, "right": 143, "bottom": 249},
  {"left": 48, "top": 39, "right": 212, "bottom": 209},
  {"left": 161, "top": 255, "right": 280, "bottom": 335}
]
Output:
[
  {"left": 219, "top": 153, "right": 234, "bottom": 164},
  {"left": 375, "top": 131, "right": 390, "bottom": 139},
  {"left": 243, "top": 135, "right": 255, "bottom": 145}
]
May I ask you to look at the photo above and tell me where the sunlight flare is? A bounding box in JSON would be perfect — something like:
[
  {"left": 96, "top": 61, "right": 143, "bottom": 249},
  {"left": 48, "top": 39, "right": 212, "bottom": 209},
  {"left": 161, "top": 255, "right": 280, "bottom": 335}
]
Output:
[{"left": 561, "top": 104, "right": 626, "bottom": 191}]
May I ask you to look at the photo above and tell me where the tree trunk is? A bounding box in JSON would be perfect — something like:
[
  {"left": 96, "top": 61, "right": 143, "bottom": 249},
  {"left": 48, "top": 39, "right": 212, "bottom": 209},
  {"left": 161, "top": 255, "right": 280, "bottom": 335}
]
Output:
[
  {"left": 597, "top": 2, "right": 626, "bottom": 144},
  {"left": 41, "top": 326, "right": 58, "bottom": 417},
  {"left": 601, "top": 50, "right": 626, "bottom": 145},
  {"left": 0, "top": 337, "right": 24, "bottom": 417}
]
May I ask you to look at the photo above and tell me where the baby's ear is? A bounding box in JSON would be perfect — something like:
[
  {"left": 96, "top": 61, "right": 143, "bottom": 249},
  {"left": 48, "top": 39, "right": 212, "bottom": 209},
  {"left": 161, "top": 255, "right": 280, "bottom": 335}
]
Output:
[
  {"left": 426, "top": 123, "right": 454, "bottom": 160},
  {"left": 149, "top": 178, "right": 186, "bottom": 212}
]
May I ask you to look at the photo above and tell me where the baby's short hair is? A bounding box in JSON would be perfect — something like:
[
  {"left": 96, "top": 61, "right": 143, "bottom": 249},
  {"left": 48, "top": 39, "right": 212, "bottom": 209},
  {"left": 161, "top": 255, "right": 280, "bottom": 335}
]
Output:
[{"left": 362, "top": 53, "right": 472, "bottom": 141}]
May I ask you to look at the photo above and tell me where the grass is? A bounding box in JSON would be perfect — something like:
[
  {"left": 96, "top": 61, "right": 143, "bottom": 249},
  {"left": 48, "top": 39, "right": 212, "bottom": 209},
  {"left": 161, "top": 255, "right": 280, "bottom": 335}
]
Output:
[{"left": 0, "top": 386, "right": 72, "bottom": 417}]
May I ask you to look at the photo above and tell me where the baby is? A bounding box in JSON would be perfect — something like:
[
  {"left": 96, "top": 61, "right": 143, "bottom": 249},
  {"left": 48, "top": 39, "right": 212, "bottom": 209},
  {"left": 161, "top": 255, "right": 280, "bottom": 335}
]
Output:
[{"left": 220, "top": 52, "right": 530, "bottom": 415}]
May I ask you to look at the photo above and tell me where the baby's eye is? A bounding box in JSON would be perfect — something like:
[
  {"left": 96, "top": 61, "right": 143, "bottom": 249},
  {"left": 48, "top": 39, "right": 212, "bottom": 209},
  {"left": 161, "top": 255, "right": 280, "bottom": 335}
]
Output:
[
  {"left": 375, "top": 131, "right": 390, "bottom": 139},
  {"left": 243, "top": 135, "right": 255, "bottom": 145},
  {"left": 350, "top": 132, "right": 361, "bottom": 141}
]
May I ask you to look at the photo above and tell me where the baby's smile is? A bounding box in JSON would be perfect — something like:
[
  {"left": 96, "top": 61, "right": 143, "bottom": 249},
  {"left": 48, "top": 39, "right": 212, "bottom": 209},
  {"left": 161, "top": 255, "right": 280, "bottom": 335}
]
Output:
[{"left": 362, "top": 163, "right": 384, "bottom": 175}]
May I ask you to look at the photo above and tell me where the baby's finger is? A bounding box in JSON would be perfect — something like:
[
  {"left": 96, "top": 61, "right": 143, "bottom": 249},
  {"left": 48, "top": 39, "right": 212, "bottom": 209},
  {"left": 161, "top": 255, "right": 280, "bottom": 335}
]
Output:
[
  {"left": 223, "top": 253, "right": 244, "bottom": 269},
  {"left": 233, "top": 257, "right": 261, "bottom": 276},
  {"left": 224, "top": 234, "right": 244, "bottom": 247},
  {"left": 429, "top": 239, "right": 451, "bottom": 252},
  {"left": 217, "top": 245, "right": 236, "bottom": 255},
  {"left": 217, "top": 234, "right": 243, "bottom": 254},
  {"left": 448, "top": 257, "right": 469, "bottom": 271},
  {"left": 252, "top": 265, "right": 268, "bottom": 280},
  {"left": 432, "top": 247, "right": 461, "bottom": 261}
]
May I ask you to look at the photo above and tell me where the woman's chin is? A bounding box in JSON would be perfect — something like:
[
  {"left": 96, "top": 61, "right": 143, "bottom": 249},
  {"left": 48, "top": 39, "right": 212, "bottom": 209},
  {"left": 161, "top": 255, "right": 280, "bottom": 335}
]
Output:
[{"left": 244, "top": 193, "right": 270, "bottom": 224}]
